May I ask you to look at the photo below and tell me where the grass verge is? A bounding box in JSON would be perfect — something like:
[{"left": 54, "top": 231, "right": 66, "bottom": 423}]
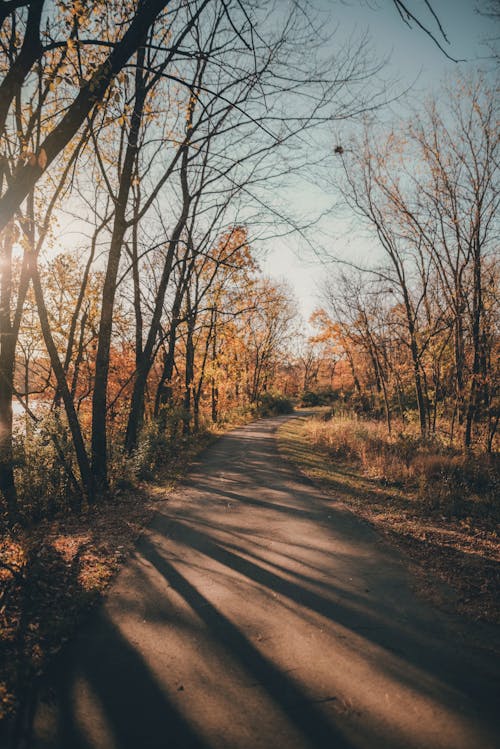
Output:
[{"left": 277, "top": 414, "right": 500, "bottom": 627}]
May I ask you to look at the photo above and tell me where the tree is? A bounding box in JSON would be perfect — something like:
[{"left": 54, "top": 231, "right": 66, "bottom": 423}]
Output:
[
  {"left": 331, "top": 76, "right": 499, "bottom": 448},
  {"left": 0, "top": 0, "right": 177, "bottom": 231},
  {"left": 0, "top": 0, "right": 462, "bottom": 515}
]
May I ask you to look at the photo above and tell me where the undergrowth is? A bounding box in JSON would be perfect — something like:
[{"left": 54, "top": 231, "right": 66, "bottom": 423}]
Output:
[
  {"left": 0, "top": 407, "right": 221, "bottom": 727},
  {"left": 256, "top": 392, "right": 294, "bottom": 417},
  {"left": 306, "top": 414, "right": 499, "bottom": 520}
]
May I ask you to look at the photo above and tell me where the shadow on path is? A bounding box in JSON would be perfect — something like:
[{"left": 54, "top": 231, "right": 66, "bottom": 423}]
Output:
[{"left": 10, "top": 416, "right": 500, "bottom": 749}]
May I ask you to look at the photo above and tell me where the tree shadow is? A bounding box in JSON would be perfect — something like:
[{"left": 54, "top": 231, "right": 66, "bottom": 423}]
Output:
[
  {"left": 140, "top": 537, "right": 353, "bottom": 749},
  {"left": 5, "top": 417, "right": 499, "bottom": 749},
  {"left": 10, "top": 607, "right": 212, "bottom": 749}
]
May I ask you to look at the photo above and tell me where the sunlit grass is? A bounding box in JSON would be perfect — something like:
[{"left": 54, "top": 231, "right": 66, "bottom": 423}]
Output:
[{"left": 277, "top": 414, "right": 500, "bottom": 626}]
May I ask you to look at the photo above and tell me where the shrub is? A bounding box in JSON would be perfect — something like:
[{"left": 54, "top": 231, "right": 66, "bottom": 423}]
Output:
[
  {"left": 256, "top": 392, "right": 294, "bottom": 417},
  {"left": 412, "top": 452, "right": 500, "bottom": 516},
  {"left": 300, "top": 390, "right": 322, "bottom": 407},
  {"left": 300, "top": 389, "right": 338, "bottom": 407},
  {"left": 14, "top": 414, "right": 82, "bottom": 519},
  {"left": 112, "top": 406, "right": 188, "bottom": 483}
]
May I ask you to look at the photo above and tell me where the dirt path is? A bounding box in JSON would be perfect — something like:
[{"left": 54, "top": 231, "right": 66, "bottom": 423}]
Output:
[{"left": 18, "top": 417, "right": 500, "bottom": 748}]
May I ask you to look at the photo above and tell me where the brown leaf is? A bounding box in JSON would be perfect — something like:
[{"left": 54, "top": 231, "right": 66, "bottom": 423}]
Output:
[{"left": 37, "top": 148, "right": 47, "bottom": 170}]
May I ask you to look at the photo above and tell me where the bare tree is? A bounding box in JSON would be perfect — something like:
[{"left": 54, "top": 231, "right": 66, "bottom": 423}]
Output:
[{"left": 331, "top": 75, "right": 499, "bottom": 447}]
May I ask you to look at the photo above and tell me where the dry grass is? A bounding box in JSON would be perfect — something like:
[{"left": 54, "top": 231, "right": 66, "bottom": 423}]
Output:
[
  {"left": 306, "top": 414, "right": 499, "bottom": 517},
  {"left": 278, "top": 413, "right": 500, "bottom": 626}
]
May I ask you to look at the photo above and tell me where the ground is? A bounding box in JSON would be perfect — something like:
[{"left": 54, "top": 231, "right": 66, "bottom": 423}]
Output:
[
  {"left": 0, "top": 431, "right": 214, "bottom": 727},
  {"left": 2, "top": 415, "right": 498, "bottom": 749}
]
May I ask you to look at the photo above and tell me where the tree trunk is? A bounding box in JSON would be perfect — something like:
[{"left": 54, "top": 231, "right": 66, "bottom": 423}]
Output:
[
  {"left": 410, "top": 334, "right": 428, "bottom": 440},
  {"left": 193, "top": 392, "right": 200, "bottom": 432},
  {"left": 464, "top": 229, "right": 483, "bottom": 449},
  {"left": 154, "top": 327, "right": 178, "bottom": 420},
  {"left": 454, "top": 309, "right": 465, "bottom": 425},
  {"left": 0, "top": 0, "right": 170, "bottom": 232},
  {"left": 124, "top": 145, "right": 191, "bottom": 454},
  {"left": 211, "top": 379, "right": 219, "bottom": 423},
  {"left": 211, "top": 324, "right": 218, "bottom": 423},
  {"left": 346, "top": 348, "right": 361, "bottom": 396},
  {"left": 183, "top": 322, "right": 195, "bottom": 436},
  {"left": 0, "top": 225, "right": 18, "bottom": 520},
  {"left": 0, "top": 0, "right": 44, "bottom": 140},
  {"left": 92, "top": 43, "right": 147, "bottom": 489},
  {"left": 31, "top": 260, "right": 93, "bottom": 506},
  {"left": 0, "top": 339, "right": 17, "bottom": 520}
]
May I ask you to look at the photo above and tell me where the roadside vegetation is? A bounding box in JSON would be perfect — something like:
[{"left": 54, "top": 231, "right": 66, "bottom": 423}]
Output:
[
  {"left": 279, "top": 411, "right": 500, "bottom": 625},
  {"left": 285, "top": 75, "right": 499, "bottom": 628}
]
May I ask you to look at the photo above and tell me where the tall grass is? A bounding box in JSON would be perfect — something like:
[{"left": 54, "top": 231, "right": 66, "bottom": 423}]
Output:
[{"left": 306, "top": 413, "right": 499, "bottom": 518}]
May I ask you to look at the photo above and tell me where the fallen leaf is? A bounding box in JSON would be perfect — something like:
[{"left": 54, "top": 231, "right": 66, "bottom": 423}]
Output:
[{"left": 38, "top": 149, "right": 47, "bottom": 169}]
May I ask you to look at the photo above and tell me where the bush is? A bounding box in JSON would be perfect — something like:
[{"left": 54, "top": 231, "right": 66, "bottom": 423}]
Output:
[
  {"left": 412, "top": 452, "right": 500, "bottom": 515},
  {"left": 111, "top": 406, "right": 187, "bottom": 483},
  {"left": 13, "top": 414, "right": 82, "bottom": 519},
  {"left": 300, "top": 390, "right": 322, "bottom": 407},
  {"left": 300, "top": 389, "right": 338, "bottom": 407},
  {"left": 256, "top": 392, "right": 294, "bottom": 417}
]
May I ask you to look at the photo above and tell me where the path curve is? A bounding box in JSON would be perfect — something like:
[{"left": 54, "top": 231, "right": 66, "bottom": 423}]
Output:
[{"left": 26, "top": 416, "right": 500, "bottom": 748}]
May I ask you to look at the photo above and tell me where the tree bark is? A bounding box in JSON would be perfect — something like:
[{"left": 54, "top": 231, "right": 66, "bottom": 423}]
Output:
[
  {"left": 0, "top": 225, "right": 20, "bottom": 520},
  {"left": 183, "top": 319, "right": 195, "bottom": 436},
  {"left": 0, "top": 0, "right": 44, "bottom": 140},
  {"left": 464, "top": 240, "right": 483, "bottom": 448},
  {"left": 91, "top": 42, "right": 147, "bottom": 489},
  {"left": 124, "top": 144, "right": 191, "bottom": 453}
]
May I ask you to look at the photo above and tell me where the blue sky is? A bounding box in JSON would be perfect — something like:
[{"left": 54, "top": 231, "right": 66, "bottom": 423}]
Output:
[{"left": 262, "top": 0, "right": 498, "bottom": 322}]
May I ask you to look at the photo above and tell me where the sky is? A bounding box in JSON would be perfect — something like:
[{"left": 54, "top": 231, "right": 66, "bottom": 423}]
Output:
[{"left": 262, "top": 0, "right": 498, "bottom": 323}]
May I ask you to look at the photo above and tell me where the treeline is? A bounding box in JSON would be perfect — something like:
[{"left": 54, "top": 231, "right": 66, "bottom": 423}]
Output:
[
  {"left": 13, "top": 232, "right": 296, "bottom": 501},
  {"left": 0, "top": 1, "right": 494, "bottom": 523},
  {"left": 311, "top": 78, "right": 499, "bottom": 452},
  {"left": 1, "top": 0, "right": 352, "bottom": 521}
]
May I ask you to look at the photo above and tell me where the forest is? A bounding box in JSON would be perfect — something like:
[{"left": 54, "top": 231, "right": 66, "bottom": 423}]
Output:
[{"left": 0, "top": 0, "right": 498, "bottom": 739}]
